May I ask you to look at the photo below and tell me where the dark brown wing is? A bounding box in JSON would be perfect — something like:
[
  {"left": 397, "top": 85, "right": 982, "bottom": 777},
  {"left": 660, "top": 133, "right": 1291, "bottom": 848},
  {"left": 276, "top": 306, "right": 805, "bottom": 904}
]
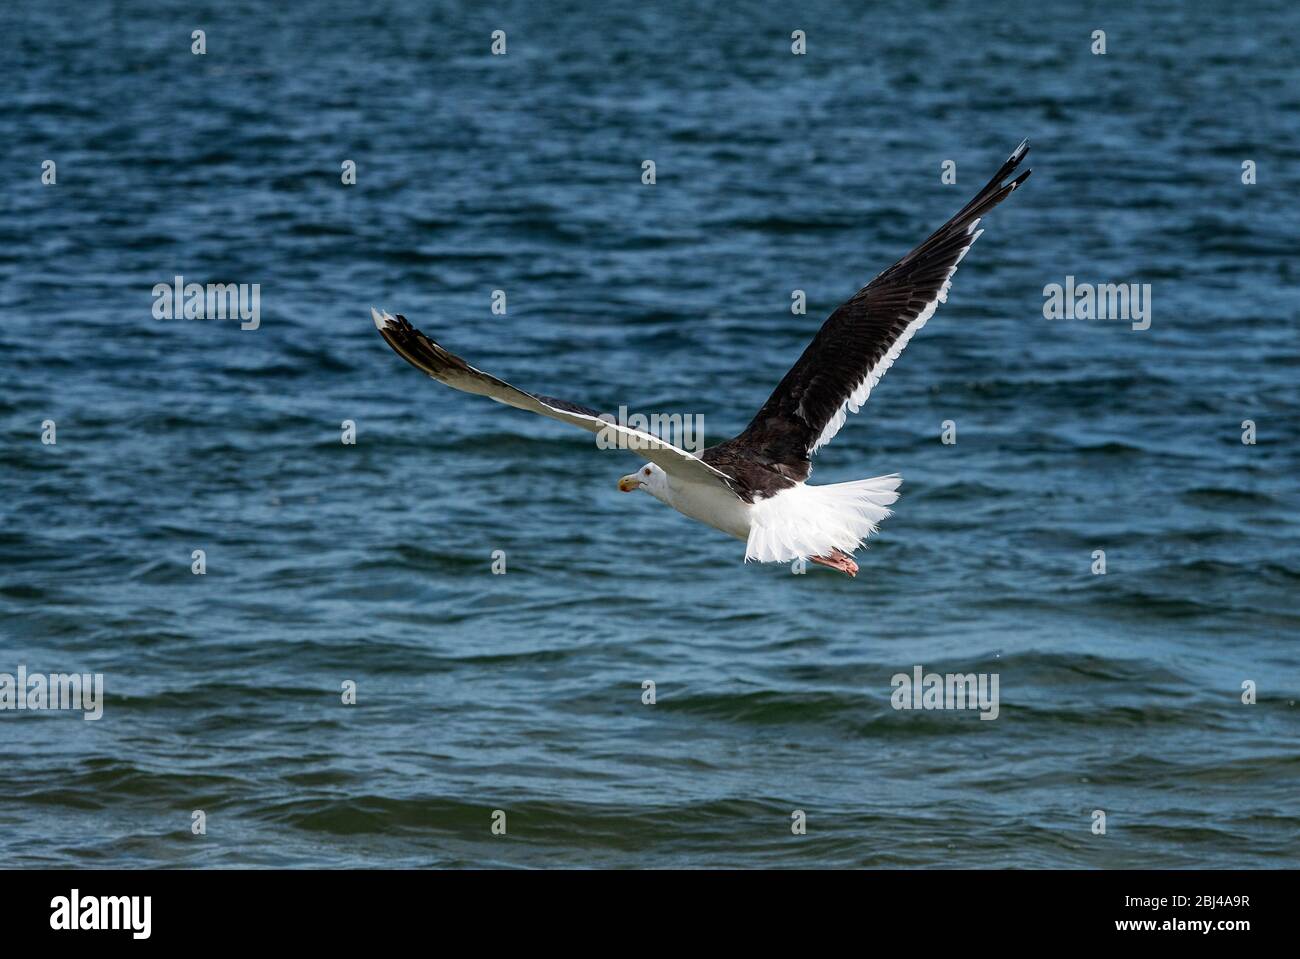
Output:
[{"left": 728, "top": 140, "right": 1031, "bottom": 482}]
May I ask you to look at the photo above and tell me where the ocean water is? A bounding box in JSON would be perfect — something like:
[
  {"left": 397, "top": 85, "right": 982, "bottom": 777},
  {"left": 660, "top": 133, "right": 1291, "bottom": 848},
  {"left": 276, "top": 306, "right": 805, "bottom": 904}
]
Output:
[{"left": 1, "top": 0, "right": 1297, "bottom": 868}]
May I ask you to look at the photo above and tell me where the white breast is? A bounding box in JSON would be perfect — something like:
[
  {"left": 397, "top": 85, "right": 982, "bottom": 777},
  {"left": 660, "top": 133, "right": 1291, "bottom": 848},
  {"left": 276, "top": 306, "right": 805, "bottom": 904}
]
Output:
[{"left": 656, "top": 479, "right": 753, "bottom": 542}]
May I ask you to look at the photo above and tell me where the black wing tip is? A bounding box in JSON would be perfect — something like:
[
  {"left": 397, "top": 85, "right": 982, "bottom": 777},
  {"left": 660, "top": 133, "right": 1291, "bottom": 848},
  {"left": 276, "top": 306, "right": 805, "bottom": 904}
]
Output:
[
  {"left": 1010, "top": 139, "right": 1032, "bottom": 179},
  {"left": 371, "top": 309, "right": 427, "bottom": 349},
  {"left": 963, "top": 139, "right": 1032, "bottom": 220},
  {"left": 370, "top": 307, "right": 417, "bottom": 334},
  {"left": 370, "top": 308, "right": 464, "bottom": 378},
  {"left": 993, "top": 138, "right": 1031, "bottom": 189}
]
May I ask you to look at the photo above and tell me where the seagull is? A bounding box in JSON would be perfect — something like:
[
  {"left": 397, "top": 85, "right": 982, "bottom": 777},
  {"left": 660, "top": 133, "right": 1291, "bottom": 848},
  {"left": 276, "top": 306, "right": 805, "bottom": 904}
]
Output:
[{"left": 372, "top": 140, "right": 1030, "bottom": 576}]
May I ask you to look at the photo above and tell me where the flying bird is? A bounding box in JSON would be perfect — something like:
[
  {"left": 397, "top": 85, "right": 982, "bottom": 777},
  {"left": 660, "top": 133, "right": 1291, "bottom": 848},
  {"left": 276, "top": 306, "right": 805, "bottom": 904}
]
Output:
[{"left": 372, "top": 141, "right": 1030, "bottom": 576}]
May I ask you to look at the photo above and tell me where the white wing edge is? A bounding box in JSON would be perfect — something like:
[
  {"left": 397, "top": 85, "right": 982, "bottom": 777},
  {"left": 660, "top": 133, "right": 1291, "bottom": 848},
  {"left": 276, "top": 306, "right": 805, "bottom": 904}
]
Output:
[{"left": 808, "top": 219, "right": 984, "bottom": 454}]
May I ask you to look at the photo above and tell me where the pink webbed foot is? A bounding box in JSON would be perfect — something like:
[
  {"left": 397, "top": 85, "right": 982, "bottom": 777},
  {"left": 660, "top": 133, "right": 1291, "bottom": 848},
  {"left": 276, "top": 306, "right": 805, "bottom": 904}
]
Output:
[{"left": 808, "top": 550, "right": 858, "bottom": 577}]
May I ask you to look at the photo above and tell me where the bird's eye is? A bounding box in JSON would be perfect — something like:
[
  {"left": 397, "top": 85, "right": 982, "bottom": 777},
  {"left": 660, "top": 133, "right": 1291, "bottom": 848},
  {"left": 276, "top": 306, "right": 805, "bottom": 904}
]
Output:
[{"left": 643, "top": 468, "right": 651, "bottom": 476}]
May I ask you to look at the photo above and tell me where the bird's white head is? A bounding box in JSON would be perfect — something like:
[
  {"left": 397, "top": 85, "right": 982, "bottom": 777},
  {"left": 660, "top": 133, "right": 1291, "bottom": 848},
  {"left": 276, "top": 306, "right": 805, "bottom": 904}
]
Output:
[{"left": 618, "top": 462, "right": 668, "bottom": 498}]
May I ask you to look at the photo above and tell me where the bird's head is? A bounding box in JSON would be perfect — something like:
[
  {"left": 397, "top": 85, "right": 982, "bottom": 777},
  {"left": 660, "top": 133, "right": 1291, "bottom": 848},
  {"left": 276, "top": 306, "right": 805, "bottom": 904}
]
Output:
[{"left": 619, "top": 462, "right": 667, "bottom": 497}]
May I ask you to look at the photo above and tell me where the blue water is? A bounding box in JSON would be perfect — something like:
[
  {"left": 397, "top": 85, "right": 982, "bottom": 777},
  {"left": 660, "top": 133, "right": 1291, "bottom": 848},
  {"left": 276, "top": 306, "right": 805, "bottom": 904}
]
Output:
[{"left": 1, "top": 0, "right": 1298, "bottom": 868}]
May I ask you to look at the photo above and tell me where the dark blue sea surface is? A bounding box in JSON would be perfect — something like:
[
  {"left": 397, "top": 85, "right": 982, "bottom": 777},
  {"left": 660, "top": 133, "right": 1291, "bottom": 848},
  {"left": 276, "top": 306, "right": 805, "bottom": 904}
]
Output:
[{"left": 1, "top": 0, "right": 1298, "bottom": 867}]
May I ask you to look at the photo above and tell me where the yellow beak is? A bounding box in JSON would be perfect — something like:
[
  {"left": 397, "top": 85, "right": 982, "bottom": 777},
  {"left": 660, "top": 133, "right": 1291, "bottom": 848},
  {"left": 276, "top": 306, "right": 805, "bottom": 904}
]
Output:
[{"left": 618, "top": 474, "right": 641, "bottom": 493}]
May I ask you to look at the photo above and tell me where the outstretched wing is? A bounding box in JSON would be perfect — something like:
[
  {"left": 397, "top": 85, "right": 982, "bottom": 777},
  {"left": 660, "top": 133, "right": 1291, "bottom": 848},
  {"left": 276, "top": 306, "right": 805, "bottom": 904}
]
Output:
[
  {"left": 371, "top": 309, "right": 738, "bottom": 492},
  {"left": 732, "top": 140, "right": 1032, "bottom": 480}
]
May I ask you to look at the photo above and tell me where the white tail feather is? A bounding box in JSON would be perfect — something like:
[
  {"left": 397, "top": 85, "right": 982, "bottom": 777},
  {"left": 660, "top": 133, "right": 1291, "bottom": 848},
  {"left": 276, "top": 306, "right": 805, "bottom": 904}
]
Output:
[{"left": 744, "top": 474, "right": 902, "bottom": 563}]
